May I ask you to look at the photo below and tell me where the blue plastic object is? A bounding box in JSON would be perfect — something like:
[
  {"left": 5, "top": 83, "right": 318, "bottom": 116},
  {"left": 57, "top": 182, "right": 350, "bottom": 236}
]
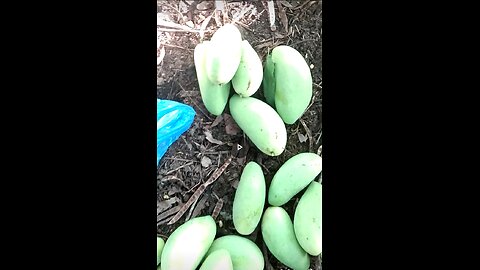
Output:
[{"left": 157, "top": 99, "right": 196, "bottom": 165}]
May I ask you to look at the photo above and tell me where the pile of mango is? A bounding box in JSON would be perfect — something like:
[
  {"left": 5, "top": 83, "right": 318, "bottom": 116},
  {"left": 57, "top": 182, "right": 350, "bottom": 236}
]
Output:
[{"left": 158, "top": 24, "right": 321, "bottom": 270}]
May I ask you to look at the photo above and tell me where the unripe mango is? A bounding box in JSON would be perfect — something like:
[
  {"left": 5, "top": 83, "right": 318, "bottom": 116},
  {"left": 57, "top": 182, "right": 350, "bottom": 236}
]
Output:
[
  {"left": 263, "top": 45, "right": 313, "bottom": 124},
  {"left": 232, "top": 40, "right": 263, "bottom": 97},
  {"left": 294, "top": 181, "right": 322, "bottom": 256},
  {"left": 233, "top": 161, "right": 266, "bottom": 235},
  {"left": 205, "top": 24, "right": 243, "bottom": 84},
  {"left": 194, "top": 41, "right": 231, "bottom": 116},
  {"left": 199, "top": 249, "right": 233, "bottom": 270},
  {"left": 157, "top": 237, "right": 165, "bottom": 265},
  {"left": 206, "top": 235, "right": 264, "bottom": 270},
  {"left": 160, "top": 216, "right": 216, "bottom": 270},
  {"left": 261, "top": 206, "right": 310, "bottom": 270},
  {"left": 229, "top": 95, "right": 287, "bottom": 156},
  {"left": 268, "top": 153, "right": 322, "bottom": 206}
]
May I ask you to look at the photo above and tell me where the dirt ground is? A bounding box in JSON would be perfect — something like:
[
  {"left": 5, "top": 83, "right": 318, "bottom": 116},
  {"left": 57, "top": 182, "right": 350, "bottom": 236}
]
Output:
[{"left": 157, "top": 1, "right": 322, "bottom": 269}]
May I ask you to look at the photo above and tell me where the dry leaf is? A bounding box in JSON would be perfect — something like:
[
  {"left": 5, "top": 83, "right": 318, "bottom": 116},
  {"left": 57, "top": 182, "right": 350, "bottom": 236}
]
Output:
[
  {"left": 280, "top": 0, "right": 294, "bottom": 8},
  {"left": 204, "top": 130, "right": 224, "bottom": 145},
  {"left": 211, "top": 114, "right": 224, "bottom": 128},
  {"left": 157, "top": 197, "right": 180, "bottom": 215},
  {"left": 223, "top": 114, "right": 241, "bottom": 135},
  {"left": 199, "top": 14, "right": 213, "bottom": 40},
  {"left": 157, "top": 46, "right": 165, "bottom": 65},
  {"left": 298, "top": 133, "right": 308, "bottom": 143},
  {"left": 201, "top": 156, "right": 212, "bottom": 167}
]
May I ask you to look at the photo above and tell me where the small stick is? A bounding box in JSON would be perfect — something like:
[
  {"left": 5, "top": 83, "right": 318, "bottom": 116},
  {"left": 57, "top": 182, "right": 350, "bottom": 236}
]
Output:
[
  {"left": 211, "top": 193, "right": 224, "bottom": 220},
  {"left": 167, "top": 156, "right": 233, "bottom": 225},
  {"left": 165, "top": 161, "right": 194, "bottom": 175},
  {"left": 157, "top": 205, "right": 182, "bottom": 223},
  {"left": 299, "top": 119, "right": 314, "bottom": 152}
]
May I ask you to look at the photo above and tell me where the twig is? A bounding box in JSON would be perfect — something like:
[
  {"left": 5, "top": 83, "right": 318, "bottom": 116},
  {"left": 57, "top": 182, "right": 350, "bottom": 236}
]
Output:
[
  {"left": 165, "top": 161, "right": 194, "bottom": 175},
  {"left": 187, "top": 95, "right": 213, "bottom": 121},
  {"left": 167, "top": 155, "right": 234, "bottom": 225},
  {"left": 185, "top": 195, "right": 199, "bottom": 221},
  {"left": 157, "top": 27, "right": 212, "bottom": 33},
  {"left": 292, "top": 0, "right": 314, "bottom": 10},
  {"left": 299, "top": 119, "right": 314, "bottom": 152},
  {"left": 289, "top": 38, "right": 318, "bottom": 47},
  {"left": 157, "top": 205, "right": 182, "bottom": 224},
  {"left": 267, "top": 0, "right": 276, "bottom": 31},
  {"left": 162, "top": 157, "right": 199, "bottom": 163},
  {"left": 162, "top": 43, "right": 194, "bottom": 51},
  {"left": 304, "top": 92, "right": 316, "bottom": 112},
  {"left": 315, "top": 130, "right": 322, "bottom": 145},
  {"left": 211, "top": 196, "right": 224, "bottom": 220}
]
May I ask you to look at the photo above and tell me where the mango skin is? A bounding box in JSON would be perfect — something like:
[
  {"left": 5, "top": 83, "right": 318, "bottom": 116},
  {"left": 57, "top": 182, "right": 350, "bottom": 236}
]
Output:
[
  {"left": 206, "top": 235, "right": 264, "bottom": 270},
  {"left": 232, "top": 40, "right": 263, "bottom": 97},
  {"left": 233, "top": 161, "right": 266, "bottom": 235},
  {"left": 294, "top": 181, "right": 322, "bottom": 256},
  {"left": 157, "top": 237, "right": 165, "bottom": 265},
  {"left": 229, "top": 95, "right": 287, "bottom": 156},
  {"left": 261, "top": 206, "right": 310, "bottom": 270},
  {"left": 160, "top": 216, "right": 216, "bottom": 270},
  {"left": 262, "top": 45, "right": 313, "bottom": 124},
  {"left": 194, "top": 41, "right": 231, "bottom": 116},
  {"left": 199, "top": 249, "right": 233, "bottom": 270},
  {"left": 268, "top": 152, "right": 322, "bottom": 206},
  {"left": 205, "top": 24, "right": 243, "bottom": 84},
  {"left": 262, "top": 54, "right": 276, "bottom": 106}
]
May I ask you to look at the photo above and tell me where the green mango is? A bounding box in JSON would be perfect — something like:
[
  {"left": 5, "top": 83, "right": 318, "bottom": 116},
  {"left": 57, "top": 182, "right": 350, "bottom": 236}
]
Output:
[
  {"left": 229, "top": 95, "right": 287, "bottom": 156},
  {"left": 205, "top": 24, "right": 243, "bottom": 84},
  {"left": 157, "top": 237, "right": 165, "bottom": 265},
  {"left": 206, "top": 235, "right": 264, "bottom": 270},
  {"left": 262, "top": 45, "right": 312, "bottom": 124},
  {"left": 232, "top": 40, "right": 263, "bottom": 97},
  {"left": 199, "top": 249, "right": 233, "bottom": 270},
  {"left": 194, "top": 41, "right": 231, "bottom": 116},
  {"left": 160, "top": 216, "right": 216, "bottom": 270},
  {"left": 268, "top": 152, "right": 322, "bottom": 206},
  {"left": 294, "top": 181, "right": 322, "bottom": 256},
  {"left": 233, "top": 161, "right": 266, "bottom": 235},
  {"left": 261, "top": 206, "right": 310, "bottom": 270}
]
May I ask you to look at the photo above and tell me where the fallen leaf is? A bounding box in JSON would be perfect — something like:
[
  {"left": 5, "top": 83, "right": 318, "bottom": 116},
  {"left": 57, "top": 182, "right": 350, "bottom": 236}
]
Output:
[
  {"left": 197, "top": 1, "right": 213, "bottom": 10},
  {"left": 157, "top": 197, "right": 180, "bottom": 215},
  {"left": 204, "top": 130, "right": 224, "bottom": 145},
  {"left": 280, "top": 0, "right": 294, "bottom": 8},
  {"left": 210, "top": 114, "right": 224, "bottom": 128},
  {"left": 223, "top": 114, "right": 241, "bottom": 135},
  {"left": 199, "top": 14, "right": 213, "bottom": 40},
  {"left": 298, "top": 133, "right": 308, "bottom": 143},
  {"left": 186, "top": 20, "right": 195, "bottom": 28},
  {"left": 201, "top": 156, "right": 212, "bottom": 168},
  {"left": 157, "top": 46, "right": 165, "bottom": 65}
]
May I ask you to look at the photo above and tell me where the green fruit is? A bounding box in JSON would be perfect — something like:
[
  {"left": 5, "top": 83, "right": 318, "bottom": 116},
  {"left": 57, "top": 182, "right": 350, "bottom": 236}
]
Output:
[
  {"left": 233, "top": 161, "right": 266, "bottom": 235},
  {"left": 261, "top": 206, "right": 310, "bottom": 270},
  {"left": 262, "top": 54, "right": 276, "bottom": 106},
  {"left": 232, "top": 40, "right": 263, "bottom": 97},
  {"left": 157, "top": 237, "right": 165, "bottom": 265},
  {"left": 262, "top": 45, "right": 312, "bottom": 124},
  {"left": 160, "top": 216, "right": 216, "bottom": 270},
  {"left": 294, "top": 181, "right": 322, "bottom": 256},
  {"left": 229, "top": 95, "right": 287, "bottom": 156},
  {"left": 268, "top": 152, "right": 322, "bottom": 206},
  {"left": 206, "top": 235, "right": 264, "bottom": 270},
  {"left": 199, "top": 249, "right": 233, "bottom": 270},
  {"left": 205, "top": 24, "right": 243, "bottom": 84},
  {"left": 194, "top": 41, "right": 231, "bottom": 116}
]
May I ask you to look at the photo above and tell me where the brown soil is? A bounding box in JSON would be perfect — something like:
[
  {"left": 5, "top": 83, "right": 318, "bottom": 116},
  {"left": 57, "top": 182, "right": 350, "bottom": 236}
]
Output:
[{"left": 157, "top": 1, "right": 322, "bottom": 269}]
